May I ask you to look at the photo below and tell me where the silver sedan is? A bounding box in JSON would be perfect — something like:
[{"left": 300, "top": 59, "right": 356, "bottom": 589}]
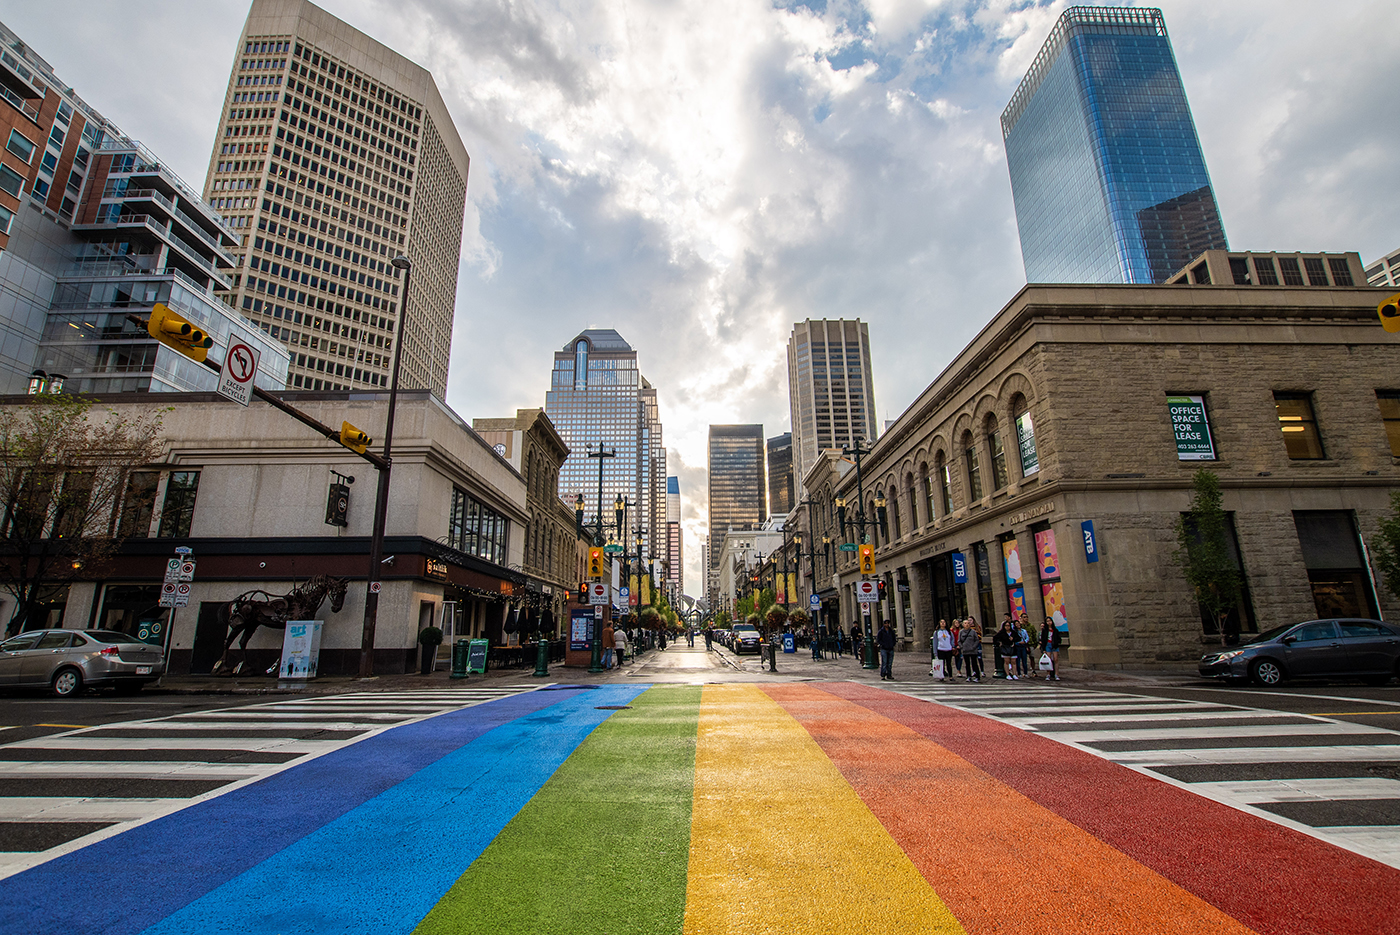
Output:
[{"left": 0, "top": 629, "right": 166, "bottom": 697}]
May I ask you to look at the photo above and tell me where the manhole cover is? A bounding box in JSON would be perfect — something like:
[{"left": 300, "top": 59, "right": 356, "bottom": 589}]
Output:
[{"left": 595, "top": 705, "right": 632, "bottom": 710}]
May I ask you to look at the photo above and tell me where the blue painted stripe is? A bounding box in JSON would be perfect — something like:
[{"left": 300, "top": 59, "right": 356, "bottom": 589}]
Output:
[
  {"left": 136, "top": 684, "right": 647, "bottom": 935},
  {"left": 0, "top": 689, "right": 578, "bottom": 935}
]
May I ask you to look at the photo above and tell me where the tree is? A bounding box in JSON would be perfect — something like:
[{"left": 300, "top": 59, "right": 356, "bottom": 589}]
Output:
[
  {"left": 1173, "top": 469, "right": 1242, "bottom": 646},
  {"left": 0, "top": 394, "right": 165, "bottom": 635},
  {"left": 788, "top": 608, "right": 810, "bottom": 629},
  {"left": 1369, "top": 491, "right": 1400, "bottom": 602},
  {"left": 765, "top": 605, "right": 789, "bottom": 630}
]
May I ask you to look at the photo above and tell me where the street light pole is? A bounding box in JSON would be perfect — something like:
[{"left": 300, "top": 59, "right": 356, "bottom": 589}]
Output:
[
  {"left": 842, "top": 436, "right": 882, "bottom": 670},
  {"left": 358, "top": 255, "right": 412, "bottom": 678}
]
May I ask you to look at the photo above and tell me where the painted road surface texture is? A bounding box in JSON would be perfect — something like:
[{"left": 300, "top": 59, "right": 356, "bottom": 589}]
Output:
[{"left": 2, "top": 683, "right": 1398, "bottom": 934}]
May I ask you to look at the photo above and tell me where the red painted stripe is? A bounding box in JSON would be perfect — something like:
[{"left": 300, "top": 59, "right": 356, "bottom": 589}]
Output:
[{"left": 821, "top": 683, "right": 1400, "bottom": 935}]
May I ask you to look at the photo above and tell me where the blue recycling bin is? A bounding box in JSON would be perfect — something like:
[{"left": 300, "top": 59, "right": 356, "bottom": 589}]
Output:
[{"left": 782, "top": 632, "right": 796, "bottom": 654}]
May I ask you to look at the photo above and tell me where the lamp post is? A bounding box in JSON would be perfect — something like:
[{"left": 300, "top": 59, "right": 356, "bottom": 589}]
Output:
[
  {"left": 840, "top": 435, "right": 888, "bottom": 671},
  {"left": 574, "top": 443, "right": 622, "bottom": 673},
  {"left": 358, "top": 255, "right": 412, "bottom": 677}
]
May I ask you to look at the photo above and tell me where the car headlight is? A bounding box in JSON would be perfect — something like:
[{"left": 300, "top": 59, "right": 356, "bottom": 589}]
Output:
[{"left": 1212, "top": 650, "right": 1244, "bottom": 662}]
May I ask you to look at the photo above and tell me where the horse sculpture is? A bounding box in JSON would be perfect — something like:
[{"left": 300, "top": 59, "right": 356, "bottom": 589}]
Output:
[{"left": 212, "top": 575, "right": 349, "bottom": 675}]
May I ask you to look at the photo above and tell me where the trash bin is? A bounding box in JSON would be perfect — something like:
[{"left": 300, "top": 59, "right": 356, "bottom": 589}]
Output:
[{"left": 451, "top": 638, "right": 470, "bottom": 680}]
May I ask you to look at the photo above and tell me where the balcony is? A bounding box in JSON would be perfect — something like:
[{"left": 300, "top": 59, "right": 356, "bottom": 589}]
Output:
[
  {"left": 103, "top": 187, "right": 236, "bottom": 262},
  {"left": 0, "top": 49, "right": 45, "bottom": 102},
  {"left": 71, "top": 214, "right": 232, "bottom": 290},
  {"left": 0, "top": 83, "right": 38, "bottom": 123},
  {"left": 98, "top": 140, "right": 240, "bottom": 247}
]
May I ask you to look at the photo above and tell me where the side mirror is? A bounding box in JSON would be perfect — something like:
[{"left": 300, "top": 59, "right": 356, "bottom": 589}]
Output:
[{"left": 1281, "top": 635, "right": 1296, "bottom": 645}]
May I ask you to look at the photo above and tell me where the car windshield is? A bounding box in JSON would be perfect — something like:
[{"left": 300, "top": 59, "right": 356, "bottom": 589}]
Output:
[
  {"left": 1247, "top": 623, "right": 1300, "bottom": 644},
  {"left": 733, "top": 626, "right": 758, "bottom": 634}
]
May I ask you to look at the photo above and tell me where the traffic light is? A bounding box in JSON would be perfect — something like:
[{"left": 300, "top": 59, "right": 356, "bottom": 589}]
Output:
[
  {"left": 339, "top": 421, "right": 371, "bottom": 454},
  {"left": 858, "top": 543, "right": 875, "bottom": 575},
  {"left": 877, "top": 579, "right": 887, "bottom": 599},
  {"left": 588, "top": 547, "right": 605, "bottom": 578},
  {"left": 1380, "top": 292, "right": 1400, "bottom": 333},
  {"left": 147, "top": 302, "right": 213, "bottom": 362}
]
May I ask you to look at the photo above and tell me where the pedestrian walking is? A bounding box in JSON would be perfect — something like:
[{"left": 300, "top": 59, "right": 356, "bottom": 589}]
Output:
[
  {"left": 1015, "top": 613, "right": 1032, "bottom": 677},
  {"left": 601, "top": 622, "right": 615, "bottom": 670},
  {"left": 1040, "top": 617, "right": 1063, "bottom": 680},
  {"left": 877, "top": 621, "right": 897, "bottom": 680},
  {"left": 958, "top": 619, "right": 983, "bottom": 682},
  {"left": 704, "top": 626, "right": 713, "bottom": 651},
  {"left": 851, "top": 622, "right": 864, "bottom": 660},
  {"left": 614, "top": 625, "right": 628, "bottom": 666},
  {"left": 993, "top": 620, "right": 1018, "bottom": 679},
  {"left": 934, "top": 620, "right": 955, "bottom": 680}
]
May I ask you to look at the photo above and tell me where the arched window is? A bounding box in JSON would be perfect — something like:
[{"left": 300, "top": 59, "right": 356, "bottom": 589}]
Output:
[
  {"left": 889, "top": 488, "right": 902, "bottom": 540},
  {"left": 934, "top": 452, "right": 953, "bottom": 516},
  {"left": 1011, "top": 394, "right": 1038, "bottom": 477},
  {"left": 921, "top": 463, "right": 934, "bottom": 522},
  {"left": 964, "top": 431, "right": 983, "bottom": 502},
  {"left": 986, "top": 415, "right": 1008, "bottom": 490},
  {"left": 573, "top": 339, "right": 589, "bottom": 390},
  {"left": 906, "top": 472, "right": 919, "bottom": 529}
]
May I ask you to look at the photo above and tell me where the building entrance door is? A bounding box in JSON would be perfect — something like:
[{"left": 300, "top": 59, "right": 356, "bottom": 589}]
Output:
[{"left": 929, "top": 554, "right": 967, "bottom": 626}]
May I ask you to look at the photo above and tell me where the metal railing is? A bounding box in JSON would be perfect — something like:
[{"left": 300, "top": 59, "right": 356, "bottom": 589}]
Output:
[
  {"left": 97, "top": 138, "right": 240, "bottom": 243},
  {"left": 102, "top": 187, "right": 229, "bottom": 256},
  {"left": 58, "top": 262, "right": 211, "bottom": 296},
  {"left": 0, "top": 83, "right": 38, "bottom": 122}
]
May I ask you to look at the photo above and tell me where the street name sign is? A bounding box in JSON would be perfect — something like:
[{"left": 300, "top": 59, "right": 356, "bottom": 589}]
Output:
[
  {"left": 603, "top": 544, "right": 624, "bottom": 554},
  {"left": 217, "top": 335, "right": 260, "bottom": 407},
  {"left": 839, "top": 543, "right": 857, "bottom": 552}
]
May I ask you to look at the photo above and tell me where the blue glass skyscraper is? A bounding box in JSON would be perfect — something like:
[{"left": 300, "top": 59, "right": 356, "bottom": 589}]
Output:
[{"left": 1002, "top": 6, "right": 1227, "bottom": 284}]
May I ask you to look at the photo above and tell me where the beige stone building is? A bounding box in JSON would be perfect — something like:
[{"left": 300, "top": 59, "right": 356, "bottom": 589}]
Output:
[
  {"left": 810, "top": 279, "right": 1400, "bottom": 668},
  {"left": 12, "top": 389, "right": 530, "bottom": 675}
]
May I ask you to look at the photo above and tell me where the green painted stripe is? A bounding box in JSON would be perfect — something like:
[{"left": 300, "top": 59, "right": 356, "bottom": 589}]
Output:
[{"left": 414, "top": 684, "right": 700, "bottom": 935}]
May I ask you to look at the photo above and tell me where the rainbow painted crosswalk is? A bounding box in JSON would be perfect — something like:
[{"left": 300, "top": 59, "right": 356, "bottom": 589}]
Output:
[{"left": 3, "top": 683, "right": 1397, "bottom": 935}]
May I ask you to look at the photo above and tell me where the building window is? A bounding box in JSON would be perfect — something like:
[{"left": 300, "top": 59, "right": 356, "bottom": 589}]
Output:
[
  {"left": 965, "top": 437, "right": 983, "bottom": 502},
  {"left": 117, "top": 471, "right": 160, "bottom": 538},
  {"left": 1274, "top": 393, "right": 1325, "bottom": 460},
  {"left": 1013, "top": 401, "right": 1038, "bottom": 476},
  {"left": 6, "top": 130, "right": 35, "bottom": 164},
  {"left": 1253, "top": 256, "right": 1278, "bottom": 286},
  {"left": 937, "top": 456, "right": 953, "bottom": 515},
  {"left": 1180, "top": 511, "right": 1257, "bottom": 639},
  {"left": 921, "top": 465, "right": 935, "bottom": 523},
  {"left": 1168, "top": 394, "right": 1217, "bottom": 460},
  {"left": 0, "top": 163, "right": 24, "bottom": 198},
  {"left": 1279, "top": 256, "right": 1304, "bottom": 286},
  {"left": 1328, "top": 257, "right": 1354, "bottom": 287},
  {"left": 988, "top": 423, "right": 1008, "bottom": 490},
  {"left": 972, "top": 541, "right": 996, "bottom": 632},
  {"left": 0, "top": 204, "right": 12, "bottom": 236},
  {"left": 1229, "top": 257, "right": 1250, "bottom": 284},
  {"left": 1293, "top": 511, "right": 1378, "bottom": 619},
  {"left": 448, "top": 487, "right": 509, "bottom": 566},
  {"left": 1304, "top": 257, "right": 1329, "bottom": 286},
  {"left": 1378, "top": 392, "right": 1400, "bottom": 457},
  {"left": 157, "top": 471, "right": 200, "bottom": 538}
]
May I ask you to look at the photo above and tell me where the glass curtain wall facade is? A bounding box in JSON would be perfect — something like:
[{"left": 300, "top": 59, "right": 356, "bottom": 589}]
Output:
[
  {"left": 708, "top": 424, "right": 766, "bottom": 573},
  {"left": 1002, "top": 6, "right": 1227, "bottom": 285},
  {"left": 787, "top": 319, "right": 878, "bottom": 497},
  {"left": 545, "top": 329, "right": 666, "bottom": 560},
  {"left": 767, "top": 433, "right": 793, "bottom": 516}
]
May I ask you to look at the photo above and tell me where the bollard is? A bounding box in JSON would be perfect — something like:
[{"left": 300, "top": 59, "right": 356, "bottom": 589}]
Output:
[
  {"left": 451, "top": 638, "right": 469, "bottom": 680},
  {"left": 533, "top": 636, "right": 550, "bottom": 677},
  {"left": 767, "top": 641, "right": 778, "bottom": 672}
]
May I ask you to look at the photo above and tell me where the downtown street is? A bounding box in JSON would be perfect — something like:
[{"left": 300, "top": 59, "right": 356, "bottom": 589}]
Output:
[{"left": 0, "top": 644, "right": 1397, "bottom": 934}]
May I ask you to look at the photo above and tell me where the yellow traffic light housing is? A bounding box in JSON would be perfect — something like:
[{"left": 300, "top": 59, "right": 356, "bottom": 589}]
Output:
[
  {"left": 588, "top": 547, "right": 604, "bottom": 578},
  {"left": 858, "top": 543, "right": 875, "bottom": 575},
  {"left": 147, "top": 302, "right": 213, "bottom": 362},
  {"left": 339, "top": 421, "right": 372, "bottom": 454},
  {"left": 1379, "top": 293, "right": 1400, "bottom": 333}
]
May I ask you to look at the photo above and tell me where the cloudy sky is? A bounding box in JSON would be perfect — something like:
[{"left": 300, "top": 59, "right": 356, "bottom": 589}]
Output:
[{"left": 5, "top": 0, "right": 1397, "bottom": 589}]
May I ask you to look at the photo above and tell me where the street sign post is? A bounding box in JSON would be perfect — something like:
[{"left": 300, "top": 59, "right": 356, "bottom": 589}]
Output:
[
  {"left": 217, "top": 335, "right": 260, "bottom": 406},
  {"left": 589, "top": 582, "right": 608, "bottom": 605}
]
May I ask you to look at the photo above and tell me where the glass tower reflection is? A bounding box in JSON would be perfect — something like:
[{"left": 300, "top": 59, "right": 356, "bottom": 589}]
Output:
[{"left": 1002, "top": 6, "right": 1227, "bottom": 284}]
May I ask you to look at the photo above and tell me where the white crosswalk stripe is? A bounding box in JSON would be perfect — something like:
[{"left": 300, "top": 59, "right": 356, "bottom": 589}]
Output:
[
  {"left": 0, "top": 685, "right": 543, "bottom": 879},
  {"left": 892, "top": 681, "right": 1400, "bottom": 869}
]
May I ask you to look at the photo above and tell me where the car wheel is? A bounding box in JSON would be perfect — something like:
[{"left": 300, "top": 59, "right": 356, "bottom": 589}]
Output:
[
  {"left": 51, "top": 667, "right": 83, "bottom": 698},
  {"left": 1250, "top": 659, "right": 1284, "bottom": 687},
  {"left": 113, "top": 681, "right": 144, "bottom": 695}
]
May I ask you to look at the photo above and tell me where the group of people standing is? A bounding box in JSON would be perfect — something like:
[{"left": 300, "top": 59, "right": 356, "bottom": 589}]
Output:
[
  {"left": 931, "top": 613, "right": 1062, "bottom": 682},
  {"left": 598, "top": 622, "right": 629, "bottom": 669}
]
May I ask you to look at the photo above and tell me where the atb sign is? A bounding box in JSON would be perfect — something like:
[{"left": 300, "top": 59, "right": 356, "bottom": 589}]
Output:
[
  {"left": 217, "top": 335, "right": 260, "bottom": 407},
  {"left": 855, "top": 580, "right": 879, "bottom": 603}
]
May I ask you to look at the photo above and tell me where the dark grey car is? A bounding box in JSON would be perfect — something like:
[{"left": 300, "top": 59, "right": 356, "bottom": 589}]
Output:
[
  {"left": 1199, "top": 618, "right": 1400, "bottom": 687},
  {"left": 0, "top": 629, "right": 165, "bottom": 697}
]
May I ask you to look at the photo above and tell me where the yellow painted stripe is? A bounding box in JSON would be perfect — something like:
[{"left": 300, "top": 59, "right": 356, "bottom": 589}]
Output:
[{"left": 682, "top": 684, "right": 965, "bottom": 935}]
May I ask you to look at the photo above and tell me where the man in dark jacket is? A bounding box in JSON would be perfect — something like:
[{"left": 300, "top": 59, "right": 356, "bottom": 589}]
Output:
[{"left": 876, "top": 621, "right": 897, "bottom": 680}]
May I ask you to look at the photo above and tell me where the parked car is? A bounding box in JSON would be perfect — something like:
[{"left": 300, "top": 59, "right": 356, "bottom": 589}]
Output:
[
  {"left": 731, "top": 624, "right": 762, "bottom": 655},
  {"left": 1199, "top": 618, "right": 1400, "bottom": 687},
  {"left": 0, "top": 629, "right": 166, "bottom": 697}
]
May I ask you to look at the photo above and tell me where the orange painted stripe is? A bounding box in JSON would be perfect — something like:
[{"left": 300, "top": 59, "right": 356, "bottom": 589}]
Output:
[{"left": 765, "top": 684, "right": 1261, "bottom": 935}]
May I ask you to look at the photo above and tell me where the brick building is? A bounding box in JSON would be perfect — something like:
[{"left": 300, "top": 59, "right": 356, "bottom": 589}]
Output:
[{"left": 813, "top": 273, "right": 1400, "bottom": 668}]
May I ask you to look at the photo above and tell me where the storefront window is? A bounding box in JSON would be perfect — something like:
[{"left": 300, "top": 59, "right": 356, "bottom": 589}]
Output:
[
  {"left": 973, "top": 542, "right": 996, "bottom": 631},
  {"left": 1293, "top": 510, "right": 1378, "bottom": 619},
  {"left": 449, "top": 488, "right": 509, "bottom": 566}
]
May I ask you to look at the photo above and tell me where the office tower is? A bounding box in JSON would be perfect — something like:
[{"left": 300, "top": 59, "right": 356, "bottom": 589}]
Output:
[
  {"left": 1001, "top": 6, "right": 1227, "bottom": 285},
  {"left": 546, "top": 328, "right": 666, "bottom": 560},
  {"left": 767, "top": 432, "right": 793, "bottom": 516},
  {"left": 205, "top": 0, "right": 468, "bottom": 397},
  {"left": 707, "top": 424, "right": 766, "bottom": 573},
  {"left": 1366, "top": 247, "right": 1400, "bottom": 288},
  {"left": 786, "top": 319, "right": 877, "bottom": 496},
  {"left": 0, "top": 18, "right": 288, "bottom": 395},
  {"left": 666, "top": 475, "right": 682, "bottom": 597}
]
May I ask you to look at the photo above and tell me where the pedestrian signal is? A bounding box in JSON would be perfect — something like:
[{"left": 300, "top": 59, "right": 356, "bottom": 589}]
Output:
[
  {"left": 858, "top": 543, "right": 875, "bottom": 575},
  {"left": 588, "top": 547, "right": 605, "bottom": 578},
  {"left": 1380, "top": 293, "right": 1400, "bottom": 333},
  {"left": 339, "top": 421, "right": 372, "bottom": 454},
  {"left": 147, "top": 303, "right": 213, "bottom": 362}
]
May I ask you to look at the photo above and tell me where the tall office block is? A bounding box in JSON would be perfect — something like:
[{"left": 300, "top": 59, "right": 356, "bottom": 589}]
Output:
[
  {"left": 665, "top": 475, "right": 682, "bottom": 597},
  {"left": 1365, "top": 248, "right": 1400, "bottom": 288},
  {"left": 767, "top": 432, "right": 793, "bottom": 516},
  {"left": 1001, "top": 6, "right": 1227, "bottom": 285},
  {"left": 205, "top": 0, "right": 468, "bottom": 397},
  {"left": 0, "top": 18, "right": 288, "bottom": 396},
  {"left": 707, "top": 424, "right": 766, "bottom": 573},
  {"left": 546, "top": 329, "right": 666, "bottom": 561},
  {"left": 787, "top": 319, "right": 877, "bottom": 496}
]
